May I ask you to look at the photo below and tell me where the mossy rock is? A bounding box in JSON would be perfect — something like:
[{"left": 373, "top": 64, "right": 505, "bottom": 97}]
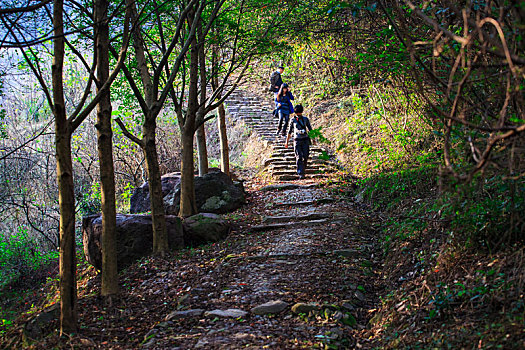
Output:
[{"left": 182, "top": 213, "right": 231, "bottom": 245}]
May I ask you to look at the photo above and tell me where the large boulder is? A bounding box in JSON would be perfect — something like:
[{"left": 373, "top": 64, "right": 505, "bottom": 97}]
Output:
[
  {"left": 183, "top": 213, "right": 231, "bottom": 245},
  {"left": 23, "top": 304, "right": 59, "bottom": 340},
  {"left": 130, "top": 170, "right": 245, "bottom": 215},
  {"left": 82, "top": 214, "right": 184, "bottom": 271},
  {"left": 130, "top": 172, "right": 181, "bottom": 213}
]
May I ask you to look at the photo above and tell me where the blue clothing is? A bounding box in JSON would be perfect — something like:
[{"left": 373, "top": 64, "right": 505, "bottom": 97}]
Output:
[
  {"left": 275, "top": 92, "right": 294, "bottom": 114},
  {"left": 277, "top": 110, "right": 290, "bottom": 135}
]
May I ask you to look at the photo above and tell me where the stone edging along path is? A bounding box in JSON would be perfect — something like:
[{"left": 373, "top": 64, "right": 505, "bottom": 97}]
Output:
[{"left": 224, "top": 89, "right": 337, "bottom": 181}]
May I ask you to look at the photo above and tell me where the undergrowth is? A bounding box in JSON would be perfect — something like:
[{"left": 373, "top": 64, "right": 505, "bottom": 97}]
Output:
[{"left": 0, "top": 228, "right": 58, "bottom": 290}]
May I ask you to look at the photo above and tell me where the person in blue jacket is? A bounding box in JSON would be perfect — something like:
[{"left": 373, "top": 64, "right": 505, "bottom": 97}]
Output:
[{"left": 275, "top": 83, "right": 294, "bottom": 136}]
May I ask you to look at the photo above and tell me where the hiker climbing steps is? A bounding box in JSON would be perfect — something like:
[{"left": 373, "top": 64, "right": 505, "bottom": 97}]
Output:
[{"left": 224, "top": 89, "right": 336, "bottom": 181}]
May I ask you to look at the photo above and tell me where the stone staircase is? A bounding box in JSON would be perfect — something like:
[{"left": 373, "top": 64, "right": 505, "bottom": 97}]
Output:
[{"left": 225, "top": 89, "right": 336, "bottom": 181}]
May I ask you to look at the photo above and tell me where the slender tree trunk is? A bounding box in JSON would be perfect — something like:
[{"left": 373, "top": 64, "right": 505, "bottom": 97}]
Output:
[
  {"left": 53, "top": 0, "right": 77, "bottom": 335},
  {"left": 56, "top": 126, "right": 77, "bottom": 335},
  {"left": 179, "top": 129, "right": 197, "bottom": 216},
  {"left": 179, "top": 14, "right": 199, "bottom": 217},
  {"left": 195, "top": 22, "right": 208, "bottom": 177},
  {"left": 196, "top": 124, "right": 208, "bottom": 176},
  {"left": 211, "top": 42, "right": 230, "bottom": 176},
  {"left": 217, "top": 103, "right": 229, "bottom": 175},
  {"left": 126, "top": 0, "right": 168, "bottom": 253},
  {"left": 95, "top": 0, "right": 118, "bottom": 300},
  {"left": 143, "top": 117, "right": 168, "bottom": 253}
]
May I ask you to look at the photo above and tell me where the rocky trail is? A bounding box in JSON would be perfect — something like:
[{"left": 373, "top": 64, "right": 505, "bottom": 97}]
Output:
[
  {"left": 224, "top": 90, "right": 336, "bottom": 181},
  {"left": 131, "top": 182, "right": 383, "bottom": 349},
  {"left": 2, "top": 91, "right": 384, "bottom": 350},
  {"left": 12, "top": 181, "right": 385, "bottom": 349},
  {"left": 125, "top": 92, "right": 383, "bottom": 348}
]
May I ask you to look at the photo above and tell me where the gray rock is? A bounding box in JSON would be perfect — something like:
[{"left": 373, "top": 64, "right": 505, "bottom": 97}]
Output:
[
  {"left": 142, "top": 338, "right": 157, "bottom": 348},
  {"left": 332, "top": 311, "right": 344, "bottom": 320},
  {"left": 183, "top": 213, "right": 231, "bottom": 245},
  {"left": 82, "top": 214, "right": 184, "bottom": 271},
  {"left": 354, "top": 290, "right": 366, "bottom": 302},
  {"left": 130, "top": 170, "right": 246, "bottom": 215},
  {"left": 165, "top": 309, "right": 205, "bottom": 321},
  {"left": 130, "top": 172, "right": 181, "bottom": 213},
  {"left": 204, "top": 309, "right": 248, "bottom": 318},
  {"left": 167, "top": 171, "right": 246, "bottom": 214},
  {"left": 291, "top": 303, "right": 321, "bottom": 314},
  {"left": 195, "top": 339, "right": 209, "bottom": 348},
  {"left": 341, "top": 301, "right": 355, "bottom": 311},
  {"left": 23, "top": 304, "right": 59, "bottom": 340},
  {"left": 201, "top": 195, "right": 227, "bottom": 212},
  {"left": 334, "top": 249, "right": 360, "bottom": 258},
  {"left": 250, "top": 300, "right": 289, "bottom": 315}
]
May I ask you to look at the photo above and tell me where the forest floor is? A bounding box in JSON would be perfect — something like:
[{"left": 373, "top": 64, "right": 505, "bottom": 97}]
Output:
[
  {"left": 2, "top": 88, "right": 523, "bottom": 349},
  {"left": 2, "top": 173, "right": 524, "bottom": 349},
  {"left": 1, "top": 175, "right": 390, "bottom": 349}
]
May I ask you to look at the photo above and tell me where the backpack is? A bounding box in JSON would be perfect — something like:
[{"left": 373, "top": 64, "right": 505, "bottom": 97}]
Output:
[
  {"left": 293, "top": 116, "right": 309, "bottom": 140},
  {"left": 268, "top": 71, "right": 279, "bottom": 92}
]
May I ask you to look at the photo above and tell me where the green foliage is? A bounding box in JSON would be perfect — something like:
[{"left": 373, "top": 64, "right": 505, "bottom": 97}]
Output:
[
  {"left": 357, "top": 165, "right": 439, "bottom": 210},
  {"left": 308, "top": 127, "right": 329, "bottom": 144},
  {"left": 0, "top": 227, "right": 58, "bottom": 289},
  {"left": 439, "top": 175, "right": 525, "bottom": 249},
  {"left": 119, "top": 182, "right": 135, "bottom": 212},
  {"left": 427, "top": 268, "right": 512, "bottom": 320},
  {"left": 354, "top": 163, "right": 525, "bottom": 250},
  {"left": 77, "top": 181, "right": 102, "bottom": 217},
  {"left": 209, "top": 158, "right": 220, "bottom": 168}
]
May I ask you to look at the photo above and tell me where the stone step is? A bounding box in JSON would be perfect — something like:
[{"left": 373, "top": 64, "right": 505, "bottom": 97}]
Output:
[
  {"left": 262, "top": 212, "right": 331, "bottom": 224},
  {"left": 270, "top": 165, "right": 326, "bottom": 172},
  {"left": 272, "top": 169, "right": 327, "bottom": 176},
  {"left": 275, "top": 173, "right": 326, "bottom": 181},
  {"left": 270, "top": 159, "right": 330, "bottom": 166},
  {"left": 250, "top": 218, "right": 330, "bottom": 232},
  {"left": 271, "top": 198, "right": 336, "bottom": 208}
]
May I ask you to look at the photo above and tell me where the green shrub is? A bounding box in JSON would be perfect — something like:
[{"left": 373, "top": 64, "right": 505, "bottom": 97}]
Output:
[
  {"left": 77, "top": 181, "right": 102, "bottom": 217},
  {"left": 438, "top": 175, "right": 525, "bottom": 250},
  {"left": 357, "top": 165, "right": 439, "bottom": 210},
  {"left": 0, "top": 227, "right": 58, "bottom": 289}
]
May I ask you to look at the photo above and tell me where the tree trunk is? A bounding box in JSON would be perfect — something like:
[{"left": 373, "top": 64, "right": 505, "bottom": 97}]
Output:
[
  {"left": 56, "top": 125, "right": 77, "bottom": 335},
  {"left": 217, "top": 103, "right": 229, "bottom": 175},
  {"left": 143, "top": 117, "right": 168, "bottom": 253},
  {"left": 179, "top": 13, "right": 199, "bottom": 217},
  {"left": 126, "top": 0, "right": 167, "bottom": 254},
  {"left": 211, "top": 42, "right": 229, "bottom": 176},
  {"left": 195, "top": 22, "right": 208, "bottom": 177},
  {"left": 95, "top": 0, "right": 118, "bottom": 300},
  {"left": 196, "top": 124, "right": 208, "bottom": 176},
  {"left": 179, "top": 130, "right": 197, "bottom": 217},
  {"left": 53, "top": 0, "right": 77, "bottom": 335}
]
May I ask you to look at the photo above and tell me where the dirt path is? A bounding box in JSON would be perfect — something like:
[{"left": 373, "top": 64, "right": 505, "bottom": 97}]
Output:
[
  {"left": 118, "top": 91, "right": 383, "bottom": 349},
  {"left": 133, "top": 182, "right": 383, "bottom": 349}
]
